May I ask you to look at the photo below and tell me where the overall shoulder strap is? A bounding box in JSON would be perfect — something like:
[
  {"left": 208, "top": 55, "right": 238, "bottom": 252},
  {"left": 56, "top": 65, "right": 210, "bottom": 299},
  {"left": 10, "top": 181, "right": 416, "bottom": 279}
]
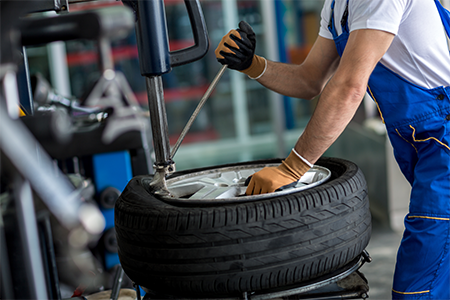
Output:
[
  {"left": 435, "top": 0, "right": 450, "bottom": 38},
  {"left": 328, "top": 0, "right": 350, "bottom": 37},
  {"left": 341, "top": 0, "right": 349, "bottom": 29}
]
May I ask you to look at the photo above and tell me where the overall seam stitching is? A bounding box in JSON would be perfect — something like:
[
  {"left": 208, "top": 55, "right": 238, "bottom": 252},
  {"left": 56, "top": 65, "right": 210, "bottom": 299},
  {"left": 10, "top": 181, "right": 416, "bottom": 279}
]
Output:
[
  {"left": 409, "top": 125, "right": 450, "bottom": 151},
  {"left": 395, "top": 128, "right": 418, "bottom": 153}
]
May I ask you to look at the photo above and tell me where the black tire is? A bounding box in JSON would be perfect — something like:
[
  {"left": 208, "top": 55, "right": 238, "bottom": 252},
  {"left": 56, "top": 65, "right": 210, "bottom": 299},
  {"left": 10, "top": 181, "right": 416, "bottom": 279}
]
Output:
[{"left": 115, "top": 157, "right": 371, "bottom": 298}]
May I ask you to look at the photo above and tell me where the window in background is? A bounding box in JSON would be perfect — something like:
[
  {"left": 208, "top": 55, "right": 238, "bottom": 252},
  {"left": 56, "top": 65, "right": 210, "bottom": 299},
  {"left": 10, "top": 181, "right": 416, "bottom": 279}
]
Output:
[{"left": 274, "top": 0, "right": 325, "bottom": 130}]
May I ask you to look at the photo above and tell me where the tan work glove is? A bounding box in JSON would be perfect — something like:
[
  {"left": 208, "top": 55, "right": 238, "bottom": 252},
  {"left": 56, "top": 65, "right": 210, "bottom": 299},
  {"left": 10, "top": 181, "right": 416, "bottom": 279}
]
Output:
[
  {"left": 215, "top": 21, "right": 266, "bottom": 79},
  {"left": 246, "top": 150, "right": 311, "bottom": 195}
]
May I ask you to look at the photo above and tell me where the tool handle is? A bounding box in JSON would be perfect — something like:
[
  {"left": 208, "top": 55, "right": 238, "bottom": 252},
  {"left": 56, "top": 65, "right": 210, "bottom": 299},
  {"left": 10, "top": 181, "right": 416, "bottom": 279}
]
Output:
[
  {"left": 170, "top": 0, "right": 209, "bottom": 67},
  {"left": 134, "top": 0, "right": 209, "bottom": 76}
]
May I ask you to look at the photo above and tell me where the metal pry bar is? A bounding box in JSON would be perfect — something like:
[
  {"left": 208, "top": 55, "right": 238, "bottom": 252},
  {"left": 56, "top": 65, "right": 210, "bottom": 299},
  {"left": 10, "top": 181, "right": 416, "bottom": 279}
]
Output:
[{"left": 170, "top": 64, "right": 227, "bottom": 159}]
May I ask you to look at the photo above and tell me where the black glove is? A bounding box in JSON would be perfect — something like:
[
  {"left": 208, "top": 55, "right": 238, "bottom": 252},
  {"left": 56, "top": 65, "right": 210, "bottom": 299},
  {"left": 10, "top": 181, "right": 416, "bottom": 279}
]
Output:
[{"left": 215, "top": 21, "right": 256, "bottom": 71}]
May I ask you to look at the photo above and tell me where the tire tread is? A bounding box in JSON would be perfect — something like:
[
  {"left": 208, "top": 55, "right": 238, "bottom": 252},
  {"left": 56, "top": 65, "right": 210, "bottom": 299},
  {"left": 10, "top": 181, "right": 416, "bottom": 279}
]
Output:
[{"left": 115, "top": 157, "right": 371, "bottom": 297}]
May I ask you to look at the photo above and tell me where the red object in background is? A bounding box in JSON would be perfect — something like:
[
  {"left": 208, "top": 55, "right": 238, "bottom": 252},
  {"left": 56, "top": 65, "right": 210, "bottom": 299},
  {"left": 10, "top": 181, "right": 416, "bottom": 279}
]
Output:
[
  {"left": 169, "top": 128, "right": 219, "bottom": 145},
  {"left": 66, "top": 40, "right": 194, "bottom": 67},
  {"left": 71, "top": 284, "right": 87, "bottom": 298},
  {"left": 288, "top": 45, "right": 312, "bottom": 65},
  {"left": 134, "top": 85, "right": 209, "bottom": 104},
  {"left": 65, "top": 0, "right": 216, "bottom": 146},
  {"left": 68, "top": 0, "right": 123, "bottom": 12}
]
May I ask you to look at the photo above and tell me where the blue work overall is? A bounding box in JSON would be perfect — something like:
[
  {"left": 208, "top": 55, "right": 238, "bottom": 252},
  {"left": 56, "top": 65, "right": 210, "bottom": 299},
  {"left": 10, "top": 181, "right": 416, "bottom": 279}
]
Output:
[{"left": 329, "top": 0, "right": 450, "bottom": 298}]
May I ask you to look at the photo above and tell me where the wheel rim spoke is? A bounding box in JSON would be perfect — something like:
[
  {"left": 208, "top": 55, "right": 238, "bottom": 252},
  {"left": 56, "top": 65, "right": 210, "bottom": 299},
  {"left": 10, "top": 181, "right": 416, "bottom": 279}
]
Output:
[{"left": 165, "top": 164, "right": 331, "bottom": 201}]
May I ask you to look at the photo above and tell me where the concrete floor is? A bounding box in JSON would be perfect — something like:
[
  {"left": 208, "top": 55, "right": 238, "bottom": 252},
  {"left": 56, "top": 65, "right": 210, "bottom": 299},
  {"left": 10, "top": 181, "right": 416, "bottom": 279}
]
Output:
[{"left": 360, "top": 220, "right": 403, "bottom": 300}]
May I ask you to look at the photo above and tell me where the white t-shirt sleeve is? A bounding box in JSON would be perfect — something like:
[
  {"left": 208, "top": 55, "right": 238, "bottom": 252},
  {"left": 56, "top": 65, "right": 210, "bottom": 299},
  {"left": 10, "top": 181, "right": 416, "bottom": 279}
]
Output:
[
  {"left": 319, "top": 0, "right": 409, "bottom": 39},
  {"left": 317, "top": 0, "right": 450, "bottom": 89},
  {"left": 350, "top": 0, "right": 408, "bottom": 35},
  {"left": 319, "top": 0, "right": 334, "bottom": 40}
]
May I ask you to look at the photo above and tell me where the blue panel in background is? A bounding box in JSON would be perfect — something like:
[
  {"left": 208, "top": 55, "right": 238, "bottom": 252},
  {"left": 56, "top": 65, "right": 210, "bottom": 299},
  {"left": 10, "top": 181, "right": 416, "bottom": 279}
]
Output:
[
  {"left": 92, "top": 151, "right": 133, "bottom": 270},
  {"left": 104, "top": 252, "right": 121, "bottom": 268},
  {"left": 274, "top": 0, "right": 295, "bottom": 130},
  {"left": 92, "top": 151, "right": 133, "bottom": 194},
  {"left": 100, "top": 208, "right": 115, "bottom": 231}
]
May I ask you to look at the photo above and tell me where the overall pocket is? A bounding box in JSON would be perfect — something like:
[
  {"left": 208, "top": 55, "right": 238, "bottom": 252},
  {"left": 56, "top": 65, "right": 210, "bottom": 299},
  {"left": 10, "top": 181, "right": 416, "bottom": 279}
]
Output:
[{"left": 392, "top": 110, "right": 450, "bottom": 216}]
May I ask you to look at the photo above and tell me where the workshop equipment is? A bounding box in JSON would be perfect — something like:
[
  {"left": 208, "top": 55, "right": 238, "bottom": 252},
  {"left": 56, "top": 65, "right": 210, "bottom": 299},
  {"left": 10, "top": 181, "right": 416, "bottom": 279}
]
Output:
[
  {"left": 128, "top": 0, "right": 210, "bottom": 195},
  {"left": 1, "top": 0, "right": 373, "bottom": 299},
  {"left": 140, "top": 252, "right": 371, "bottom": 300},
  {"left": 119, "top": 1, "right": 373, "bottom": 299},
  {"left": 1, "top": 3, "right": 151, "bottom": 298}
]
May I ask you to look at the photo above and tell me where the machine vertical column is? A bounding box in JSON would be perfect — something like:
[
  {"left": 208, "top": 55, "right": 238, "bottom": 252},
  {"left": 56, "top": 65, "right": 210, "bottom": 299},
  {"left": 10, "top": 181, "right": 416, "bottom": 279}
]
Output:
[
  {"left": 132, "top": 0, "right": 209, "bottom": 183},
  {"left": 146, "top": 76, "right": 171, "bottom": 166},
  {"left": 135, "top": 0, "right": 172, "bottom": 168}
]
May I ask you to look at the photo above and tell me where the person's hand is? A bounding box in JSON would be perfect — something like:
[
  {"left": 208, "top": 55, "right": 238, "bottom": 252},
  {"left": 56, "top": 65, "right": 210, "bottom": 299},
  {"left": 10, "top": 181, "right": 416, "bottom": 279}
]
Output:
[
  {"left": 246, "top": 150, "right": 311, "bottom": 195},
  {"left": 215, "top": 21, "right": 266, "bottom": 79}
]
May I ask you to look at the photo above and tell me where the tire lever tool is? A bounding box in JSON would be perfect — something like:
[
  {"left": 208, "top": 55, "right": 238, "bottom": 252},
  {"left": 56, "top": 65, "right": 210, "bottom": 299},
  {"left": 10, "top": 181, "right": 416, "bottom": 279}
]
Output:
[
  {"left": 170, "top": 64, "right": 227, "bottom": 160},
  {"left": 150, "top": 65, "right": 227, "bottom": 196}
]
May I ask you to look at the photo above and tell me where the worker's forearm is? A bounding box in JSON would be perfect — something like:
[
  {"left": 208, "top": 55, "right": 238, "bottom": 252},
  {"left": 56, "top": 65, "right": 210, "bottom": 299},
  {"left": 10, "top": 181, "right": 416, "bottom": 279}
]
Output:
[
  {"left": 291, "top": 30, "right": 394, "bottom": 165},
  {"left": 256, "top": 61, "right": 322, "bottom": 100},
  {"left": 254, "top": 36, "right": 340, "bottom": 100},
  {"left": 294, "top": 79, "right": 366, "bottom": 164}
]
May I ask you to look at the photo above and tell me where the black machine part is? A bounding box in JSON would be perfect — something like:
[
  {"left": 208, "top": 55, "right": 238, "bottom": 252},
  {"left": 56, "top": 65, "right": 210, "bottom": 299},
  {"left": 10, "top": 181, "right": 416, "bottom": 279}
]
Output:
[
  {"left": 127, "top": 0, "right": 210, "bottom": 77},
  {"left": 20, "top": 5, "right": 134, "bottom": 46},
  {"left": 20, "top": 109, "right": 73, "bottom": 145}
]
